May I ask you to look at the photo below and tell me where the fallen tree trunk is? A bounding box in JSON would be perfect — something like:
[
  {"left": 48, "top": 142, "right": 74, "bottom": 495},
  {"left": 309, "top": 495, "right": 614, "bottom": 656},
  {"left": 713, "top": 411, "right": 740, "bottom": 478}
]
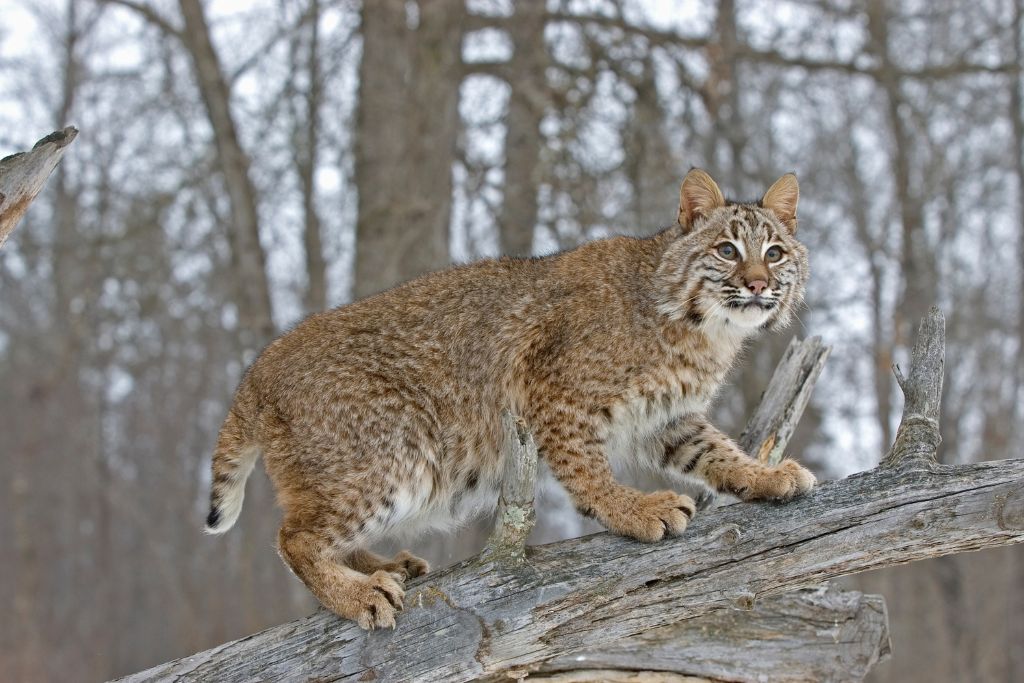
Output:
[
  {"left": 117, "top": 308, "right": 1020, "bottom": 683},
  {"left": 0, "top": 127, "right": 78, "bottom": 248}
]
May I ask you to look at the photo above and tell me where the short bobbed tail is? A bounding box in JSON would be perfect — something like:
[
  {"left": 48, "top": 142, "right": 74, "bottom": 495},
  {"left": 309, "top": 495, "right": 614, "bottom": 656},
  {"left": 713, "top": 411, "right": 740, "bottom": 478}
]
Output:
[{"left": 204, "top": 406, "right": 261, "bottom": 535}]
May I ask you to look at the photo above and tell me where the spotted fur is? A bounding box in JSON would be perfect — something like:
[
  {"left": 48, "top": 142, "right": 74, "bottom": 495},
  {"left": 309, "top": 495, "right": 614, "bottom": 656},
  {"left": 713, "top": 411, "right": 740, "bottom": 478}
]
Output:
[{"left": 205, "top": 169, "right": 815, "bottom": 629}]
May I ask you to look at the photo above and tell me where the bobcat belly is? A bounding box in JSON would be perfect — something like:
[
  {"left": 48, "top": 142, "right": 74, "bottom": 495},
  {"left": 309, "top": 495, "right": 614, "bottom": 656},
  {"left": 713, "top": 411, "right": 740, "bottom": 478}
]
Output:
[
  {"left": 374, "top": 461, "right": 501, "bottom": 541},
  {"left": 604, "top": 392, "right": 710, "bottom": 472}
]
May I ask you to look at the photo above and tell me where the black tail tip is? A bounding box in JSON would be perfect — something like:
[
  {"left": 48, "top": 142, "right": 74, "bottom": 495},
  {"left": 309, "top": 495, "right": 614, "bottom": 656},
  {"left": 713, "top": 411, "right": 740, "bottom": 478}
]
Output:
[{"left": 206, "top": 506, "right": 221, "bottom": 529}]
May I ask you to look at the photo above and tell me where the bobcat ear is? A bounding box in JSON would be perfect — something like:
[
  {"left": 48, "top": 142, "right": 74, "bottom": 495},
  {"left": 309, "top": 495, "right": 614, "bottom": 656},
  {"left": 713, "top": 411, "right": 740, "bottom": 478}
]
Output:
[
  {"left": 678, "top": 169, "right": 726, "bottom": 232},
  {"left": 761, "top": 173, "right": 799, "bottom": 232}
]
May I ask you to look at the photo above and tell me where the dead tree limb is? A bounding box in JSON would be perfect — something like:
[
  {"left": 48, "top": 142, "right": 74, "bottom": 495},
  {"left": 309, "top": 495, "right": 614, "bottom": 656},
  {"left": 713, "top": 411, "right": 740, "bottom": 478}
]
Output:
[
  {"left": 116, "top": 309, "right": 1022, "bottom": 683},
  {"left": 739, "top": 335, "right": 831, "bottom": 464},
  {"left": 0, "top": 127, "right": 78, "bottom": 248},
  {"left": 536, "top": 584, "right": 889, "bottom": 683}
]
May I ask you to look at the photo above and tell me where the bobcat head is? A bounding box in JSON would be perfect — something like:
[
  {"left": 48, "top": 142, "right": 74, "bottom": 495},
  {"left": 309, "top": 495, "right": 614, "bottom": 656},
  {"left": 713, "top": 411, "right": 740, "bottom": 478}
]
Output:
[{"left": 656, "top": 169, "right": 808, "bottom": 333}]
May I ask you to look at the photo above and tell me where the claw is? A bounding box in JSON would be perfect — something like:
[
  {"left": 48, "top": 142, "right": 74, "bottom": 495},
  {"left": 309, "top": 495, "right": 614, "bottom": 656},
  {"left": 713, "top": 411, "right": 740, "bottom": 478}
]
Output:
[{"left": 694, "top": 487, "right": 717, "bottom": 511}]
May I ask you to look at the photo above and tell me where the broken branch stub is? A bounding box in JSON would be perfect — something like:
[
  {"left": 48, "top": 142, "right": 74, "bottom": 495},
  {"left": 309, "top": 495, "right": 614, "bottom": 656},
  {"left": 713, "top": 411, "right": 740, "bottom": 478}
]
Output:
[
  {"left": 882, "top": 306, "right": 945, "bottom": 468},
  {"left": 739, "top": 335, "right": 831, "bottom": 466},
  {"left": 483, "top": 411, "right": 539, "bottom": 565},
  {"left": 0, "top": 127, "right": 79, "bottom": 248}
]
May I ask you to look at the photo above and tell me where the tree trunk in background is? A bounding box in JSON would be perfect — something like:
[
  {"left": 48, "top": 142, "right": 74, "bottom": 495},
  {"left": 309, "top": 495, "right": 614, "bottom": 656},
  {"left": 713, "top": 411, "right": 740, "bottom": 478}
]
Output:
[
  {"left": 1008, "top": 4, "right": 1024, "bottom": 680},
  {"left": 623, "top": 55, "right": 678, "bottom": 234},
  {"left": 353, "top": 0, "right": 464, "bottom": 298},
  {"left": 178, "top": 0, "right": 274, "bottom": 347},
  {"left": 845, "top": 135, "right": 894, "bottom": 455},
  {"left": 867, "top": 0, "right": 932, "bottom": 348},
  {"left": 497, "top": 1, "right": 546, "bottom": 256},
  {"left": 711, "top": 0, "right": 747, "bottom": 191},
  {"left": 297, "top": 0, "right": 328, "bottom": 315}
]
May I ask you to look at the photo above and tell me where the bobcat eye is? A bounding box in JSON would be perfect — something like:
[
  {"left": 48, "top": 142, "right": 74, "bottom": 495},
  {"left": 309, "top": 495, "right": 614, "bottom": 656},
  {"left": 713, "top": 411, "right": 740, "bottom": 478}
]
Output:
[
  {"left": 765, "top": 246, "right": 784, "bottom": 263},
  {"left": 716, "top": 243, "right": 738, "bottom": 260}
]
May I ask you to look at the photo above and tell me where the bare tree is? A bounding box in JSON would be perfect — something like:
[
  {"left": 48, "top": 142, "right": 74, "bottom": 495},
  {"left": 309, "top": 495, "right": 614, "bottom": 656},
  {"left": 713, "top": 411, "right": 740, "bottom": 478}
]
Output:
[{"left": 353, "top": 0, "right": 465, "bottom": 298}]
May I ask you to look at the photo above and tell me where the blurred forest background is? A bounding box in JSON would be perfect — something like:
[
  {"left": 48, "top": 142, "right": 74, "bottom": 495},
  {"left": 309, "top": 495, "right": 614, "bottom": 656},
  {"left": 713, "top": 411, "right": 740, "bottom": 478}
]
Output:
[{"left": 1, "top": 0, "right": 1023, "bottom": 681}]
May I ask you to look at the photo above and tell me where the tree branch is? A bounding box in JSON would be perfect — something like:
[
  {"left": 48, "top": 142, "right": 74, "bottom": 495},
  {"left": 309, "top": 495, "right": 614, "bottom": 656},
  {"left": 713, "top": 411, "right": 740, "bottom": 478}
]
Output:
[
  {"left": 882, "top": 305, "right": 944, "bottom": 468},
  {"left": 99, "top": 0, "right": 184, "bottom": 39},
  {"left": 0, "top": 127, "right": 79, "bottom": 249},
  {"left": 115, "top": 453, "right": 1023, "bottom": 683},
  {"left": 482, "top": 412, "right": 538, "bottom": 566},
  {"left": 471, "top": 10, "right": 1020, "bottom": 83},
  {"left": 739, "top": 335, "right": 831, "bottom": 465},
  {"left": 536, "top": 584, "right": 890, "bottom": 683}
]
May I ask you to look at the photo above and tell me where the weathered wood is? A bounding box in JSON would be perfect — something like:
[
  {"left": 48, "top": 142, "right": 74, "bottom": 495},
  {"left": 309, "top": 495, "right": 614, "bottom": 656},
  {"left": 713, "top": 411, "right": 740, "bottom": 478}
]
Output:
[
  {"left": 538, "top": 584, "right": 890, "bottom": 683},
  {"left": 882, "top": 306, "right": 945, "bottom": 468},
  {"left": 115, "top": 452, "right": 1023, "bottom": 683},
  {"left": 739, "top": 335, "right": 831, "bottom": 465},
  {"left": 483, "top": 412, "right": 539, "bottom": 565},
  {"left": 529, "top": 673, "right": 713, "bottom": 682},
  {"left": 0, "top": 127, "right": 78, "bottom": 248}
]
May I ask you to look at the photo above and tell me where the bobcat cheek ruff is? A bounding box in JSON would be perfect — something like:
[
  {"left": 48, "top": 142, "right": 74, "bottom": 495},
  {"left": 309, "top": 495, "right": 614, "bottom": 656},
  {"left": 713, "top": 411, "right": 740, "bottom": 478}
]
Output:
[{"left": 206, "top": 169, "right": 814, "bottom": 630}]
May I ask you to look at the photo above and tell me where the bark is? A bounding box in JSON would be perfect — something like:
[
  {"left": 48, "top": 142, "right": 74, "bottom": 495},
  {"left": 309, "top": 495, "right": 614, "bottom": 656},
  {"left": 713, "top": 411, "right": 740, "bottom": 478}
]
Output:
[
  {"left": 538, "top": 584, "right": 889, "bottom": 683},
  {"left": 0, "top": 127, "right": 79, "bottom": 249},
  {"left": 112, "top": 310, "right": 1024, "bottom": 683},
  {"left": 353, "top": 0, "right": 464, "bottom": 298},
  {"left": 482, "top": 413, "right": 538, "bottom": 565},
  {"left": 881, "top": 307, "right": 943, "bottom": 468},
  {"left": 737, "top": 336, "right": 830, "bottom": 464}
]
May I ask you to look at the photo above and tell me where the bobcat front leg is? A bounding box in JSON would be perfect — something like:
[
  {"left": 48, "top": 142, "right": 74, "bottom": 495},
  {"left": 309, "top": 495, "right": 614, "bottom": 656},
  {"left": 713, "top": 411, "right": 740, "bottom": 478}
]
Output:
[
  {"left": 661, "top": 415, "right": 816, "bottom": 501},
  {"left": 531, "top": 409, "right": 696, "bottom": 542}
]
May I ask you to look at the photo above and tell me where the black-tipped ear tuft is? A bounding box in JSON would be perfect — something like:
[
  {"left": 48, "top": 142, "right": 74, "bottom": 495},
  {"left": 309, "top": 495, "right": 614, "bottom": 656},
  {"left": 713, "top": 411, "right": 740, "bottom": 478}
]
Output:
[{"left": 206, "top": 506, "right": 221, "bottom": 529}]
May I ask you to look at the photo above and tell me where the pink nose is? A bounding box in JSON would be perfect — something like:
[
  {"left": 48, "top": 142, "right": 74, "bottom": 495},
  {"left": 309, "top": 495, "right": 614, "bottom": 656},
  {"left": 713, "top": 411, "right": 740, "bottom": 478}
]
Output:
[{"left": 747, "top": 280, "right": 768, "bottom": 295}]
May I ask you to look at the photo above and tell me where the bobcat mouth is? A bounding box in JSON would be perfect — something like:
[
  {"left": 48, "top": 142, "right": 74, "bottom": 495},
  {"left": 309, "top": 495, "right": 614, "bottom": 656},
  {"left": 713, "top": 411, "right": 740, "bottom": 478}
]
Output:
[{"left": 724, "top": 296, "right": 776, "bottom": 311}]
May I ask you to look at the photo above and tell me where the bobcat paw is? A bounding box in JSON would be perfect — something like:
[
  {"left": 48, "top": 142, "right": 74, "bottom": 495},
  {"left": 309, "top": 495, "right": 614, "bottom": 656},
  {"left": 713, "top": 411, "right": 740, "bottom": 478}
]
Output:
[
  {"left": 610, "top": 490, "right": 696, "bottom": 543},
  {"left": 390, "top": 550, "right": 430, "bottom": 580},
  {"left": 346, "top": 570, "right": 406, "bottom": 630},
  {"left": 740, "top": 459, "right": 816, "bottom": 501}
]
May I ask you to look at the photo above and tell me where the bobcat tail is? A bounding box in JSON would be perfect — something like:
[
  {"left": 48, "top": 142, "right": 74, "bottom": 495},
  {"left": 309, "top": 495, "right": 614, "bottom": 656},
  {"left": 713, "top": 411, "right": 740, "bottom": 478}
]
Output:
[{"left": 204, "top": 406, "right": 261, "bottom": 535}]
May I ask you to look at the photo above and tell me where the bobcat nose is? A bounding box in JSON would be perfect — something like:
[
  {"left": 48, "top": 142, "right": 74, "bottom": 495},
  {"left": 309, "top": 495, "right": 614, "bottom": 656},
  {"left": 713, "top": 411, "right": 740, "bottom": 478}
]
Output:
[{"left": 746, "top": 279, "right": 768, "bottom": 295}]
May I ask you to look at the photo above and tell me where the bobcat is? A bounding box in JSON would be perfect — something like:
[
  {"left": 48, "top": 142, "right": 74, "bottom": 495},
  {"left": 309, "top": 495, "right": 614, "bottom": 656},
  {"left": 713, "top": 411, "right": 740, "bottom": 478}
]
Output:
[{"left": 204, "top": 169, "right": 815, "bottom": 630}]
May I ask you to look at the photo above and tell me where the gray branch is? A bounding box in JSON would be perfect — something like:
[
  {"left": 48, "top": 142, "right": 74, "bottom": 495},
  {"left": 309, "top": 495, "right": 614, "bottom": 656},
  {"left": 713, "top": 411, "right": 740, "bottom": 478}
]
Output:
[
  {"left": 537, "top": 584, "right": 890, "bottom": 683},
  {"left": 739, "top": 335, "right": 831, "bottom": 465},
  {"left": 116, "top": 454, "right": 1023, "bottom": 683},
  {"left": 882, "top": 306, "right": 945, "bottom": 468},
  {"left": 0, "top": 127, "right": 79, "bottom": 248},
  {"left": 482, "top": 411, "right": 539, "bottom": 565}
]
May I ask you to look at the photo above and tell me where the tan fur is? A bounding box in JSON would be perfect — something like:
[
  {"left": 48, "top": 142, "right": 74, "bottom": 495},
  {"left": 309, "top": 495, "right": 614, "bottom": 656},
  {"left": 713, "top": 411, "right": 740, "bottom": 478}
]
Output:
[{"left": 205, "top": 170, "right": 816, "bottom": 629}]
